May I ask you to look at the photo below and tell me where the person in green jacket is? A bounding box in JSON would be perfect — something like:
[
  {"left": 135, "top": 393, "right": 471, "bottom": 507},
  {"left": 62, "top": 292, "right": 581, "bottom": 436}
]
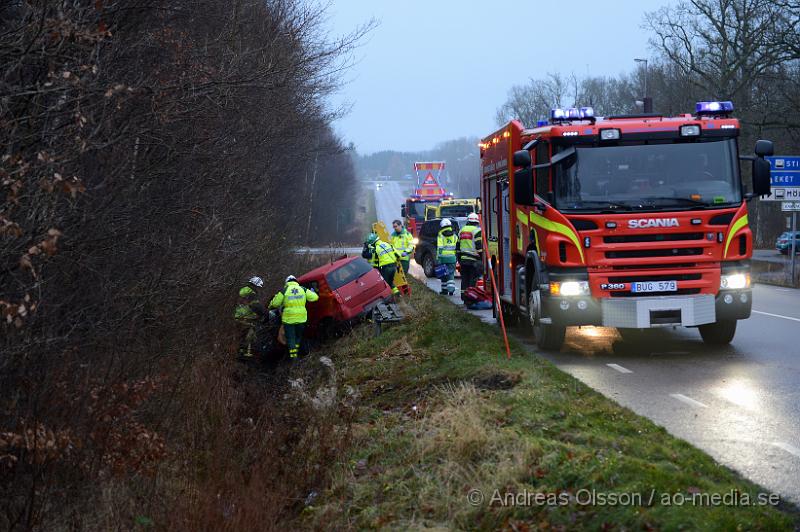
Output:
[
  {"left": 437, "top": 218, "right": 457, "bottom": 295},
  {"left": 234, "top": 276, "right": 267, "bottom": 358},
  {"left": 391, "top": 219, "right": 414, "bottom": 274},
  {"left": 362, "top": 232, "right": 400, "bottom": 295},
  {"left": 268, "top": 275, "right": 319, "bottom": 359}
]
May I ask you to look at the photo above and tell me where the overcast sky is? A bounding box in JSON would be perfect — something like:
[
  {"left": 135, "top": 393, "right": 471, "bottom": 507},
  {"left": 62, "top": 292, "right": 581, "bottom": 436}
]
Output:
[{"left": 325, "top": 0, "right": 668, "bottom": 154}]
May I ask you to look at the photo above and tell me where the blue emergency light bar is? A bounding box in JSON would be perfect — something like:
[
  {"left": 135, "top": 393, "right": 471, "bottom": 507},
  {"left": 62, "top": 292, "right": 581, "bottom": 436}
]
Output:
[
  {"left": 695, "top": 101, "right": 734, "bottom": 115},
  {"left": 550, "top": 106, "right": 595, "bottom": 123}
]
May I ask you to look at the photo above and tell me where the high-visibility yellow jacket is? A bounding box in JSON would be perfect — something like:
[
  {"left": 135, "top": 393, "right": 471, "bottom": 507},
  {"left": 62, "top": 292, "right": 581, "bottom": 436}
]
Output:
[
  {"left": 391, "top": 229, "right": 414, "bottom": 259},
  {"left": 457, "top": 223, "right": 483, "bottom": 262},
  {"left": 437, "top": 228, "right": 457, "bottom": 264},
  {"left": 234, "top": 286, "right": 264, "bottom": 322},
  {"left": 370, "top": 239, "right": 398, "bottom": 267},
  {"left": 269, "top": 281, "right": 319, "bottom": 324}
]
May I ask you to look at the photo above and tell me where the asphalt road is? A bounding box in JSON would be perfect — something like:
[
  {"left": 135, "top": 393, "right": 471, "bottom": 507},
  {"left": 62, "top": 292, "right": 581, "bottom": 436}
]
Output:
[{"left": 374, "top": 179, "right": 800, "bottom": 505}]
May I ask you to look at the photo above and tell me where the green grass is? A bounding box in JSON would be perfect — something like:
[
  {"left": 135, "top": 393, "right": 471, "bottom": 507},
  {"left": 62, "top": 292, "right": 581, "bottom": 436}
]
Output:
[{"left": 301, "top": 281, "right": 796, "bottom": 530}]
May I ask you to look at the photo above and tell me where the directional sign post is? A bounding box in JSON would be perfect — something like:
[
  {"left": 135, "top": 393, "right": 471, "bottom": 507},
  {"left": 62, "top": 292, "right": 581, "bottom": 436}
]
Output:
[{"left": 767, "top": 156, "right": 800, "bottom": 282}]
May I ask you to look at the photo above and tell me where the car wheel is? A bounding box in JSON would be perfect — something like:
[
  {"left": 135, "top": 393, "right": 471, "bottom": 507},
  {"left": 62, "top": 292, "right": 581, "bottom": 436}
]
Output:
[
  {"left": 422, "top": 252, "right": 436, "bottom": 278},
  {"left": 528, "top": 289, "right": 565, "bottom": 351},
  {"left": 699, "top": 320, "right": 737, "bottom": 345}
]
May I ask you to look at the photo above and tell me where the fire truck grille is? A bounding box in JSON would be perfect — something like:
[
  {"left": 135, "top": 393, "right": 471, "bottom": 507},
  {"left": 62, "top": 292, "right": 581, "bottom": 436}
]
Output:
[
  {"left": 603, "top": 232, "right": 704, "bottom": 243},
  {"left": 609, "top": 288, "right": 702, "bottom": 298},
  {"left": 608, "top": 273, "right": 702, "bottom": 283},
  {"left": 605, "top": 248, "right": 704, "bottom": 259},
  {"left": 610, "top": 263, "right": 697, "bottom": 270}
]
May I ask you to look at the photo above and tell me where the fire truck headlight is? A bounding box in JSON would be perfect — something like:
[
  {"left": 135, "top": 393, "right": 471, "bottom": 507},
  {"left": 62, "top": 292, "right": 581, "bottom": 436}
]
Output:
[
  {"left": 720, "top": 273, "right": 749, "bottom": 290},
  {"left": 551, "top": 281, "right": 590, "bottom": 297},
  {"left": 412, "top": 238, "right": 419, "bottom": 245}
]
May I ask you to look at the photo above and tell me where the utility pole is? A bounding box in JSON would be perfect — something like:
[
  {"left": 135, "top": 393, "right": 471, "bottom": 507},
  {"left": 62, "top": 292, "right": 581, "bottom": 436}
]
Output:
[{"left": 634, "top": 58, "right": 652, "bottom": 113}]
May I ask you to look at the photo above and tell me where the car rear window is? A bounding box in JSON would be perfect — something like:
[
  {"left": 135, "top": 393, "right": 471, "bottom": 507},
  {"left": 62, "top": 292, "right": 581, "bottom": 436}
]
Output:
[{"left": 326, "top": 258, "right": 374, "bottom": 290}]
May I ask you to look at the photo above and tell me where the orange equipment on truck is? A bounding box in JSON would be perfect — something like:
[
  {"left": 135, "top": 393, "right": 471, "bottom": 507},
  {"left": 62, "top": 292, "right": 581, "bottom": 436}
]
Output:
[
  {"left": 401, "top": 161, "right": 453, "bottom": 237},
  {"left": 479, "top": 102, "right": 773, "bottom": 350}
]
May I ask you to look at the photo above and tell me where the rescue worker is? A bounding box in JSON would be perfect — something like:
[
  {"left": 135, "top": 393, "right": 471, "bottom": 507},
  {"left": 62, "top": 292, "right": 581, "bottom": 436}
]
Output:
[
  {"left": 391, "top": 219, "right": 414, "bottom": 274},
  {"left": 234, "top": 276, "right": 267, "bottom": 358},
  {"left": 437, "top": 218, "right": 457, "bottom": 295},
  {"left": 362, "top": 232, "right": 400, "bottom": 295},
  {"left": 457, "top": 212, "right": 484, "bottom": 301},
  {"left": 268, "top": 275, "right": 319, "bottom": 360}
]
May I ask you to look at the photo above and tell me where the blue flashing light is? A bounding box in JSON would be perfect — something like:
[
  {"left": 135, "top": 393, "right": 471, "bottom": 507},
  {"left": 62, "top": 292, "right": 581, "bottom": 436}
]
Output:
[
  {"left": 550, "top": 108, "right": 566, "bottom": 121},
  {"left": 579, "top": 106, "right": 594, "bottom": 119},
  {"left": 695, "top": 101, "right": 734, "bottom": 114},
  {"left": 536, "top": 120, "right": 548, "bottom": 127},
  {"left": 565, "top": 107, "right": 581, "bottom": 119}
]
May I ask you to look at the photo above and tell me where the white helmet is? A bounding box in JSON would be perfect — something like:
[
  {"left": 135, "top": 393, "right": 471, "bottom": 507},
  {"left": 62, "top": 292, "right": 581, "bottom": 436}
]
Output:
[
  {"left": 248, "top": 276, "right": 264, "bottom": 288},
  {"left": 285, "top": 275, "right": 297, "bottom": 283},
  {"left": 467, "top": 212, "right": 480, "bottom": 223},
  {"left": 440, "top": 218, "right": 452, "bottom": 228}
]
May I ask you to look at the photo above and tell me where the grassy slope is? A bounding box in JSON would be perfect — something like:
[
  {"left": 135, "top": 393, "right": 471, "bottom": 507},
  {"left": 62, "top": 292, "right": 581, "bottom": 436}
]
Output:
[{"left": 302, "top": 281, "right": 795, "bottom": 530}]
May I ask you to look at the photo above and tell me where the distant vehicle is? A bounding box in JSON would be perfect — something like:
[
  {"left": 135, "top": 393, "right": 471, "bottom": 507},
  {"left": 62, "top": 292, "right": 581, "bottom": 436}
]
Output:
[
  {"left": 414, "top": 218, "right": 461, "bottom": 278},
  {"left": 776, "top": 231, "right": 800, "bottom": 254},
  {"left": 424, "top": 198, "right": 481, "bottom": 225},
  {"left": 402, "top": 161, "right": 453, "bottom": 237},
  {"left": 297, "top": 256, "right": 393, "bottom": 338},
  {"left": 376, "top": 182, "right": 383, "bottom": 190}
]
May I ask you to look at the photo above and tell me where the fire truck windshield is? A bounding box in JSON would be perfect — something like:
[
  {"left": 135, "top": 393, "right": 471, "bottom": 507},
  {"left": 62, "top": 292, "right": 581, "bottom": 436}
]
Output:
[
  {"left": 554, "top": 138, "right": 741, "bottom": 211},
  {"left": 406, "top": 202, "right": 427, "bottom": 218}
]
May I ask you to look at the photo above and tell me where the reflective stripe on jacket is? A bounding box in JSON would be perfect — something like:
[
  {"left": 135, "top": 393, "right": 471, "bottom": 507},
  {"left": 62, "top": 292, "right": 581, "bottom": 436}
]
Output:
[
  {"left": 458, "top": 223, "right": 483, "bottom": 262},
  {"left": 269, "top": 281, "right": 319, "bottom": 324},
  {"left": 437, "top": 228, "right": 457, "bottom": 264},
  {"left": 391, "top": 229, "right": 414, "bottom": 258}
]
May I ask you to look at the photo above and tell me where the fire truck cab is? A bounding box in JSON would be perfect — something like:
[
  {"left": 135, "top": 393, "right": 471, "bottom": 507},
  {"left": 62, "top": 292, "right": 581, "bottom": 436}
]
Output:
[{"left": 480, "top": 102, "right": 773, "bottom": 350}]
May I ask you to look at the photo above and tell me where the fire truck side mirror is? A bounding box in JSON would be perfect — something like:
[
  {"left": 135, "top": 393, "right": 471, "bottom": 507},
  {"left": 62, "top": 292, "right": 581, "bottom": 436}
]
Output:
[
  {"left": 752, "top": 158, "right": 771, "bottom": 196},
  {"left": 513, "top": 150, "right": 531, "bottom": 168},
  {"left": 754, "top": 139, "right": 774, "bottom": 157},
  {"left": 513, "top": 168, "right": 535, "bottom": 206},
  {"left": 400, "top": 205, "right": 406, "bottom": 218}
]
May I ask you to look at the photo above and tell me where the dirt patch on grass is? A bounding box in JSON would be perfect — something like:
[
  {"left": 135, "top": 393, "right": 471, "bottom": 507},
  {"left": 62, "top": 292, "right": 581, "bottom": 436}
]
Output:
[{"left": 473, "top": 370, "right": 522, "bottom": 390}]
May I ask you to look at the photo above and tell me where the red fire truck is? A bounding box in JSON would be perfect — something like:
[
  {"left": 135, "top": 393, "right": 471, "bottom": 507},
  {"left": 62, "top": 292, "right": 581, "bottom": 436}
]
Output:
[
  {"left": 401, "top": 161, "right": 453, "bottom": 236},
  {"left": 479, "top": 102, "right": 772, "bottom": 349}
]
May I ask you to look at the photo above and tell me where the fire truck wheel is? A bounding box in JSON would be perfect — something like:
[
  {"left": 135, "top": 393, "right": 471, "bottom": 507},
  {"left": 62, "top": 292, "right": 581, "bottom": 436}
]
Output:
[
  {"left": 422, "top": 252, "right": 436, "bottom": 278},
  {"left": 528, "top": 290, "right": 566, "bottom": 351},
  {"left": 698, "top": 319, "right": 737, "bottom": 345}
]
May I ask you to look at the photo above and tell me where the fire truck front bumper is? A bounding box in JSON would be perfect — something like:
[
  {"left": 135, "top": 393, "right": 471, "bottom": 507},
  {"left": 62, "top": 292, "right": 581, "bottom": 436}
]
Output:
[{"left": 546, "top": 291, "right": 751, "bottom": 329}]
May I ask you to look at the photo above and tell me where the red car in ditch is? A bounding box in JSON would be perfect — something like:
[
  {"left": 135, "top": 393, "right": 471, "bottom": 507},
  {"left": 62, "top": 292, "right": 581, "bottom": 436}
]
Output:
[{"left": 297, "top": 255, "right": 393, "bottom": 338}]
